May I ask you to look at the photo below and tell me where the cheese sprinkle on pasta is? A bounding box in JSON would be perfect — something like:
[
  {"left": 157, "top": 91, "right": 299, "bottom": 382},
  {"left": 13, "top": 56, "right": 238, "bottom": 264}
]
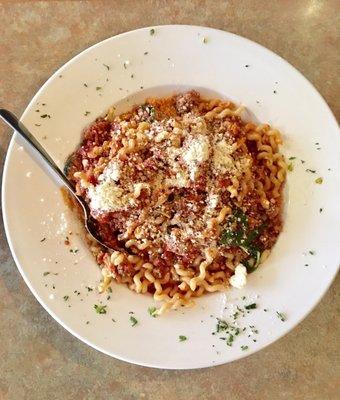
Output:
[{"left": 66, "top": 91, "right": 286, "bottom": 314}]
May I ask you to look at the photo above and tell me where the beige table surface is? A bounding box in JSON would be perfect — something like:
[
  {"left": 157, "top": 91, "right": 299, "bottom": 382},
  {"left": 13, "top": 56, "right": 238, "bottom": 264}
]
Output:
[{"left": 0, "top": 1, "right": 339, "bottom": 399}]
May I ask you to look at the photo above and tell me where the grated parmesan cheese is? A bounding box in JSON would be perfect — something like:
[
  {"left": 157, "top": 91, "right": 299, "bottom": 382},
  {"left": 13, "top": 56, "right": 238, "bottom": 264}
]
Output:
[
  {"left": 99, "top": 161, "right": 121, "bottom": 182},
  {"left": 88, "top": 181, "right": 127, "bottom": 212},
  {"left": 213, "top": 140, "right": 237, "bottom": 173},
  {"left": 183, "top": 134, "right": 210, "bottom": 180}
]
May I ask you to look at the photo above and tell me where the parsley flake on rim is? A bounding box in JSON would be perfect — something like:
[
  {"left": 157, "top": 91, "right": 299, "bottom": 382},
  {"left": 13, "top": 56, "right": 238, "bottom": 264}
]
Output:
[
  {"left": 245, "top": 303, "right": 257, "bottom": 310},
  {"left": 94, "top": 304, "right": 107, "bottom": 314},
  {"left": 179, "top": 335, "right": 187, "bottom": 342},
  {"left": 148, "top": 306, "right": 157, "bottom": 317},
  {"left": 130, "top": 316, "right": 138, "bottom": 326},
  {"left": 276, "top": 311, "right": 286, "bottom": 322}
]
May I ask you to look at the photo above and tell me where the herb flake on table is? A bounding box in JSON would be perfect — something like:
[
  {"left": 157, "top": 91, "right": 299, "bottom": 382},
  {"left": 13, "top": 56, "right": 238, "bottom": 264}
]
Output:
[
  {"left": 179, "top": 335, "right": 187, "bottom": 342},
  {"left": 287, "top": 163, "right": 293, "bottom": 172},
  {"left": 40, "top": 237, "right": 46, "bottom": 242},
  {"left": 40, "top": 114, "right": 51, "bottom": 119},
  {"left": 315, "top": 177, "right": 323, "bottom": 184},
  {"left": 84, "top": 111, "right": 91, "bottom": 116},
  {"left": 96, "top": 86, "right": 102, "bottom": 91},
  {"left": 103, "top": 63, "right": 110, "bottom": 70},
  {"left": 94, "top": 304, "right": 107, "bottom": 314},
  {"left": 306, "top": 169, "right": 316, "bottom": 173},
  {"left": 43, "top": 271, "right": 50, "bottom": 276},
  {"left": 245, "top": 303, "right": 257, "bottom": 310},
  {"left": 130, "top": 316, "right": 138, "bottom": 326},
  {"left": 63, "top": 295, "right": 69, "bottom": 301},
  {"left": 150, "top": 28, "right": 155, "bottom": 35},
  {"left": 241, "top": 345, "right": 249, "bottom": 351}
]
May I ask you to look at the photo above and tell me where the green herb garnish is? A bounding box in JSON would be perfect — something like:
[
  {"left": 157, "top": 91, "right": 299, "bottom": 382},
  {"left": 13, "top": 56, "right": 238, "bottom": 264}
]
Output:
[
  {"left": 63, "top": 295, "right": 69, "bottom": 301},
  {"left": 315, "top": 177, "right": 323, "bottom": 184},
  {"left": 276, "top": 311, "right": 286, "bottom": 322},
  {"left": 216, "top": 319, "right": 228, "bottom": 333},
  {"left": 94, "top": 304, "right": 107, "bottom": 314},
  {"left": 148, "top": 306, "right": 157, "bottom": 317},
  {"left": 241, "top": 345, "right": 249, "bottom": 351},
  {"left": 179, "top": 335, "right": 187, "bottom": 342},
  {"left": 150, "top": 28, "right": 155, "bottom": 35},
  {"left": 103, "top": 64, "right": 110, "bottom": 70},
  {"left": 43, "top": 271, "right": 50, "bottom": 276},
  {"left": 245, "top": 303, "right": 257, "bottom": 310},
  {"left": 130, "top": 316, "right": 138, "bottom": 326}
]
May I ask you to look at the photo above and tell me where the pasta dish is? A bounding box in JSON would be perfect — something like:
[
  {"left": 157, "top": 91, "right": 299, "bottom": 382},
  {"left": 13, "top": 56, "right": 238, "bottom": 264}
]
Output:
[{"left": 66, "top": 91, "right": 286, "bottom": 315}]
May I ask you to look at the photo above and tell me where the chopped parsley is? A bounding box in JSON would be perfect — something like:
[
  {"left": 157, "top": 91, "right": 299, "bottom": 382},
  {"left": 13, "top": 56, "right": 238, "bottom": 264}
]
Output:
[
  {"left": 309, "top": 250, "right": 315, "bottom": 255},
  {"left": 86, "top": 286, "right": 93, "bottom": 292},
  {"left": 220, "top": 208, "right": 264, "bottom": 272},
  {"left": 276, "top": 311, "right": 286, "bottom": 322},
  {"left": 245, "top": 303, "right": 257, "bottom": 310},
  {"left": 86, "top": 321, "right": 90, "bottom": 324},
  {"left": 288, "top": 156, "right": 296, "bottom": 160},
  {"left": 40, "top": 237, "right": 46, "bottom": 242},
  {"left": 179, "top": 335, "right": 187, "bottom": 342},
  {"left": 96, "top": 86, "right": 102, "bottom": 91},
  {"left": 315, "top": 177, "right": 323, "bottom": 184},
  {"left": 84, "top": 111, "right": 91, "bottom": 116},
  {"left": 144, "top": 51, "right": 149, "bottom": 55},
  {"left": 43, "top": 271, "right": 50, "bottom": 276},
  {"left": 306, "top": 169, "right": 316, "bottom": 173},
  {"left": 69, "top": 248, "right": 79, "bottom": 254},
  {"left": 216, "top": 319, "right": 228, "bottom": 332},
  {"left": 63, "top": 295, "right": 69, "bottom": 301},
  {"left": 148, "top": 306, "right": 157, "bottom": 317},
  {"left": 287, "top": 163, "right": 293, "bottom": 172},
  {"left": 94, "top": 304, "right": 107, "bottom": 314},
  {"left": 150, "top": 28, "right": 155, "bottom": 35},
  {"left": 130, "top": 316, "right": 138, "bottom": 326},
  {"left": 319, "top": 208, "right": 323, "bottom": 213},
  {"left": 103, "top": 63, "right": 110, "bottom": 70},
  {"left": 83, "top": 83, "right": 88, "bottom": 87},
  {"left": 241, "top": 345, "right": 248, "bottom": 351},
  {"left": 202, "top": 37, "right": 207, "bottom": 44},
  {"left": 40, "top": 114, "right": 51, "bottom": 119}
]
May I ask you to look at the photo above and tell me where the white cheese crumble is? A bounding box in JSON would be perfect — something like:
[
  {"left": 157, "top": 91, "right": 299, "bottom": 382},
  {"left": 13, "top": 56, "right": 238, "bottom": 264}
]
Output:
[
  {"left": 88, "top": 181, "right": 127, "bottom": 212},
  {"left": 229, "top": 264, "right": 247, "bottom": 289},
  {"left": 165, "top": 170, "right": 188, "bottom": 188},
  {"left": 182, "top": 134, "right": 210, "bottom": 180},
  {"left": 99, "top": 160, "right": 121, "bottom": 182},
  {"left": 213, "top": 140, "right": 237, "bottom": 173},
  {"left": 206, "top": 193, "right": 219, "bottom": 210}
]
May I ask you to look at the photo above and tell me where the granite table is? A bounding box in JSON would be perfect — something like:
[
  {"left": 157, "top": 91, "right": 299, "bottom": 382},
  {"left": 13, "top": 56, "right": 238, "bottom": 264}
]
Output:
[{"left": 0, "top": 1, "right": 339, "bottom": 399}]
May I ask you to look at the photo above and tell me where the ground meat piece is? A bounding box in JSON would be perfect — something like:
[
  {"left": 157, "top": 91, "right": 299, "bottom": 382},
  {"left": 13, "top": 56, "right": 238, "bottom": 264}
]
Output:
[{"left": 175, "top": 90, "right": 200, "bottom": 114}]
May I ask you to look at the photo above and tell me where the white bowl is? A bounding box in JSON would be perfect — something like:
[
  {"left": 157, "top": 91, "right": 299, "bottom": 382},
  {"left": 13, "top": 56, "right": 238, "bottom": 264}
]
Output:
[{"left": 2, "top": 25, "right": 340, "bottom": 369}]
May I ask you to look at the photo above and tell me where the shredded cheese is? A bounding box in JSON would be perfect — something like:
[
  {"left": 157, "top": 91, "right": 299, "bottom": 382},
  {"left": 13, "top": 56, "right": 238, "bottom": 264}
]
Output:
[{"left": 88, "top": 181, "right": 127, "bottom": 212}]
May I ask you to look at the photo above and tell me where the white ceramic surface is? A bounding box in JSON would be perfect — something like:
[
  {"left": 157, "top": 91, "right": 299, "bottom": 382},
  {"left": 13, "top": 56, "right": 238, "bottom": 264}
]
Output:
[{"left": 2, "top": 25, "right": 340, "bottom": 369}]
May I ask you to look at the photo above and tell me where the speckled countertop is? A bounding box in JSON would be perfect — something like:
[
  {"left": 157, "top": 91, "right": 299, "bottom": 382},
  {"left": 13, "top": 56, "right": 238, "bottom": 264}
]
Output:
[{"left": 0, "top": 1, "right": 339, "bottom": 399}]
